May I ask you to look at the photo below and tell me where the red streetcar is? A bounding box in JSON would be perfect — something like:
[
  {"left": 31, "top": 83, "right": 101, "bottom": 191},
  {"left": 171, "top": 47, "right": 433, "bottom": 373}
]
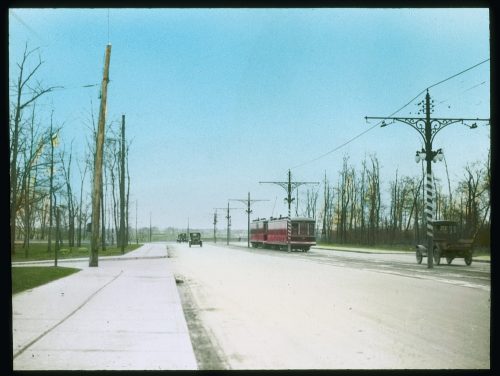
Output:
[{"left": 250, "top": 216, "right": 316, "bottom": 252}]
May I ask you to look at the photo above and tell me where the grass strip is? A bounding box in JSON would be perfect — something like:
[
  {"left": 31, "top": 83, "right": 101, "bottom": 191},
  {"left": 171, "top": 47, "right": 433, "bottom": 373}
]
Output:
[
  {"left": 12, "top": 243, "right": 143, "bottom": 262},
  {"left": 12, "top": 266, "right": 81, "bottom": 295}
]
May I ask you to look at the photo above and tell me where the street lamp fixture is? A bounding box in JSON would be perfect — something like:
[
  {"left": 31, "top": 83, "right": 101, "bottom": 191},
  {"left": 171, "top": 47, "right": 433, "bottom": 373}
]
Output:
[
  {"left": 433, "top": 148, "right": 444, "bottom": 163},
  {"left": 415, "top": 149, "right": 426, "bottom": 163},
  {"left": 415, "top": 148, "right": 444, "bottom": 163}
]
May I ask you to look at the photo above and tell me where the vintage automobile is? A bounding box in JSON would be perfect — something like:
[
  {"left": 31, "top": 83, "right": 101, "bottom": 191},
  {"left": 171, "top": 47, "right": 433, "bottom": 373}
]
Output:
[
  {"left": 416, "top": 220, "right": 474, "bottom": 265},
  {"left": 176, "top": 233, "right": 188, "bottom": 243},
  {"left": 189, "top": 232, "right": 203, "bottom": 247}
]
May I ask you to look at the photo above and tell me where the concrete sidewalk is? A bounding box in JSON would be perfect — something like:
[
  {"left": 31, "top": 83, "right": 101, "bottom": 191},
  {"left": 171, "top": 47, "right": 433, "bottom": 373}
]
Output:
[{"left": 12, "top": 243, "right": 198, "bottom": 371}]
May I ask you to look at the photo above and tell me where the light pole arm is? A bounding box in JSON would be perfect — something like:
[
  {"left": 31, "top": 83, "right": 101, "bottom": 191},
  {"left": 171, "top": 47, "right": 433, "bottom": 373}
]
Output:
[{"left": 365, "top": 116, "right": 489, "bottom": 145}]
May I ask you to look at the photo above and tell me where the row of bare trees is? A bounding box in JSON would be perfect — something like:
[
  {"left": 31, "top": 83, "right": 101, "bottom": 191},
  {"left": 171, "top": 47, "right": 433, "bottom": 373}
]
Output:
[
  {"left": 303, "top": 153, "right": 490, "bottom": 247},
  {"left": 9, "top": 44, "right": 131, "bottom": 256}
]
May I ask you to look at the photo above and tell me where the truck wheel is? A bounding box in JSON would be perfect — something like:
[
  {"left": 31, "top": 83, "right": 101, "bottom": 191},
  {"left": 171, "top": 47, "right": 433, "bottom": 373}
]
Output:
[
  {"left": 416, "top": 249, "right": 423, "bottom": 264},
  {"left": 200, "top": 242, "right": 203, "bottom": 247},
  {"left": 433, "top": 247, "right": 441, "bottom": 265},
  {"left": 464, "top": 253, "right": 472, "bottom": 266},
  {"left": 446, "top": 257, "right": 454, "bottom": 265}
]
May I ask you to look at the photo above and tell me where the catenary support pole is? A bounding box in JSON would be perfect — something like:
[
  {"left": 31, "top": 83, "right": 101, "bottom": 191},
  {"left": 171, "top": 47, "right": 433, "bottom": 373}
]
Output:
[
  {"left": 365, "top": 90, "right": 489, "bottom": 269},
  {"left": 260, "top": 170, "right": 318, "bottom": 252},
  {"left": 230, "top": 193, "right": 268, "bottom": 247}
]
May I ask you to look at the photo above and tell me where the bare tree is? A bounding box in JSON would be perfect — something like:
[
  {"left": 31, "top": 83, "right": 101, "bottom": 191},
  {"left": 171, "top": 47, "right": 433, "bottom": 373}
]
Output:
[
  {"left": 458, "top": 162, "right": 488, "bottom": 238},
  {"left": 125, "top": 142, "right": 132, "bottom": 246},
  {"left": 303, "top": 187, "right": 319, "bottom": 220},
  {"left": 59, "top": 143, "right": 77, "bottom": 247},
  {"left": 358, "top": 158, "right": 368, "bottom": 244},
  {"left": 9, "top": 43, "right": 58, "bottom": 254},
  {"left": 320, "top": 172, "right": 335, "bottom": 242},
  {"left": 366, "top": 154, "right": 381, "bottom": 245},
  {"left": 76, "top": 156, "right": 89, "bottom": 247},
  {"left": 336, "top": 156, "right": 355, "bottom": 244}
]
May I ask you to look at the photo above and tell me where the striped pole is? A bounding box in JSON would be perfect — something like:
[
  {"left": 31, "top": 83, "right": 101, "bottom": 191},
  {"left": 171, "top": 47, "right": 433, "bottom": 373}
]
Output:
[
  {"left": 425, "top": 91, "right": 434, "bottom": 268},
  {"left": 426, "top": 170, "right": 434, "bottom": 268},
  {"left": 426, "top": 172, "right": 434, "bottom": 238},
  {"left": 287, "top": 207, "right": 292, "bottom": 252},
  {"left": 288, "top": 170, "right": 292, "bottom": 253}
]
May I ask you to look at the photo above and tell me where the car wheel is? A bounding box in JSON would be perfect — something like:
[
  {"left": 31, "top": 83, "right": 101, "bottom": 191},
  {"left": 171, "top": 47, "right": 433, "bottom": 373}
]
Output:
[
  {"left": 433, "top": 247, "right": 441, "bottom": 265},
  {"left": 416, "top": 249, "right": 423, "bottom": 264},
  {"left": 446, "top": 257, "right": 454, "bottom": 265},
  {"left": 464, "top": 253, "right": 472, "bottom": 266}
]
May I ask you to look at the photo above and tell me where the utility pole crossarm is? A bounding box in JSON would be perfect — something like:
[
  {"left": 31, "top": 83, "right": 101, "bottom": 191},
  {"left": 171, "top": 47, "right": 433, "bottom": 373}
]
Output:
[
  {"left": 259, "top": 181, "right": 319, "bottom": 193},
  {"left": 214, "top": 207, "right": 241, "bottom": 212},
  {"left": 215, "top": 205, "right": 241, "bottom": 245},
  {"left": 260, "top": 170, "right": 319, "bottom": 252},
  {"left": 365, "top": 116, "right": 490, "bottom": 144},
  {"left": 230, "top": 192, "right": 269, "bottom": 248}
]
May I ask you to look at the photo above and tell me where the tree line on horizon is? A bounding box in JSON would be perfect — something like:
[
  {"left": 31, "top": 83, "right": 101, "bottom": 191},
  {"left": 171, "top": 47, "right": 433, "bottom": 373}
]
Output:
[{"left": 301, "top": 153, "right": 490, "bottom": 248}]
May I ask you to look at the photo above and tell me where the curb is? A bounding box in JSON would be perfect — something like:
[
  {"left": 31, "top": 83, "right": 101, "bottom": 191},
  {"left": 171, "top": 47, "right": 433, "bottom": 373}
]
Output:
[{"left": 313, "top": 246, "right": 491, "bottom": 263}]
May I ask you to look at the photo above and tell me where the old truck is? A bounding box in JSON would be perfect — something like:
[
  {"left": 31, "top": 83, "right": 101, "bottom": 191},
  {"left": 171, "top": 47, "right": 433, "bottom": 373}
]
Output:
[
  {"left": 416, "top": 220, "right": 474, "bottom": 266},
  {"left": 189, "top": 232, "right": 203, "bottom": 247}
]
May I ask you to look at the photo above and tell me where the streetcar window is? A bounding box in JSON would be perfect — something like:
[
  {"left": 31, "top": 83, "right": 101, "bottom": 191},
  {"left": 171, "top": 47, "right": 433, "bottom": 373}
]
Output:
[
  {"left": 309, "top": 223, "right": 315, "bottom": 235},
  {"left": 292, "top": 223, "right": 299, "bottom": 235},
  {"left": 299, "top": 222, "right": 308, "bottom": 235}
]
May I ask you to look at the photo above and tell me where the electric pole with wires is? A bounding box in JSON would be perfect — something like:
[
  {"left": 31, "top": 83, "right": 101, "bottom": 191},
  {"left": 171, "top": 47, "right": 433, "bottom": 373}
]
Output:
[
  {"left": 215, "top": 204, "right": 240, "bottom": 245},
  {"left": 90, "top": 43, "right": 111, "bottom": 267},
  {"left": 212, "top": 209, "right": 219, "bottom": 243},
  {"left": 260, "top": 170, "right": 318, "bottom": 252},
  {"left": 230, "top": 192, "right": 269, "bottom": 248},
  {"left": 366, "top": 89, "right": 489, "bottom": 268}
]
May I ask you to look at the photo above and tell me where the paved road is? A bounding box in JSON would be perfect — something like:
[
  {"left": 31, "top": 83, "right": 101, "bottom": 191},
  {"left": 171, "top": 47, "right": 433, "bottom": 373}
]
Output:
[{"left": 169, "top": 242, "right": 490, "bottom": 370}]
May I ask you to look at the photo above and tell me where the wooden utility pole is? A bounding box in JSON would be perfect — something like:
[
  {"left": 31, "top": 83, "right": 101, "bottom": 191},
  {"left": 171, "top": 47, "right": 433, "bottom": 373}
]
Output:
[
  {"left": 119, "top": 114, "right": 126, "bottom": 253},
  {"left": 90, "top": 44, "right": 112, "bottom": 267}
]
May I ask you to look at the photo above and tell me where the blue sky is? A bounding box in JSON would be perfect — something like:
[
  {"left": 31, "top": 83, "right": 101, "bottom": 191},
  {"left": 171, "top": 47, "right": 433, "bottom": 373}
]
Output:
[{"left": 9, "top": 8, "right": 490, "bottom": 230}]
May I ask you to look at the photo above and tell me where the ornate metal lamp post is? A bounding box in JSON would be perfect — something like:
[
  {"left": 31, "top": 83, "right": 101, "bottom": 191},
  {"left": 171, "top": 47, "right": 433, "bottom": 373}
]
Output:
[{"left": 366, "top": 90, "right": 488, "bottom": 268}]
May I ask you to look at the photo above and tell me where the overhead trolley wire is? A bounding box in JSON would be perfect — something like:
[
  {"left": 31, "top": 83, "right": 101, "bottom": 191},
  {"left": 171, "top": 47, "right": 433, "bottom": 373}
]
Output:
[{"left": 291, "top": 58, "right": 490, "bottom": 171}]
